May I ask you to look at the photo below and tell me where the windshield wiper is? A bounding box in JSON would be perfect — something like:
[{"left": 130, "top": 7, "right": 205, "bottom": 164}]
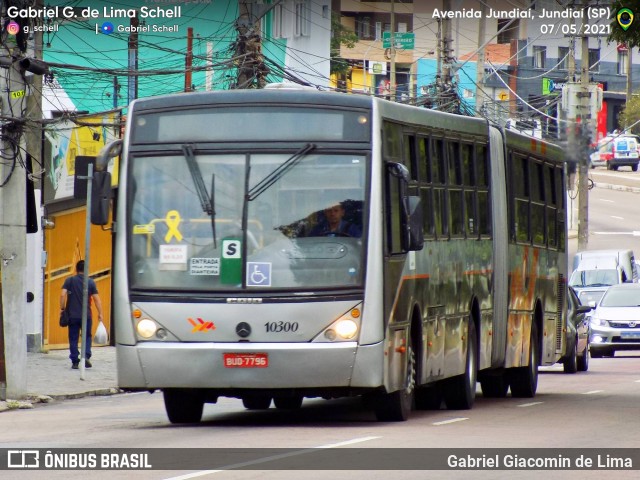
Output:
[
  {"left": 247, "top": 143, "right": 315, "bottom": 202},
  {"left": 182, "top": 144, "right": 217, "bottom": 248}
]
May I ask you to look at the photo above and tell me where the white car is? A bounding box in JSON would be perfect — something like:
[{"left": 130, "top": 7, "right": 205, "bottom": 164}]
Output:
[
  {"left": 590, "top": 283, "right": 640, "bottom": 357},
  {"left": 589, "top": 135, "right": 640, "bottom": 171}
]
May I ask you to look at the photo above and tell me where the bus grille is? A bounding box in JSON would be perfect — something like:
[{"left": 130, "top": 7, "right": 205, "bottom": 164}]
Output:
[{"left": 556, "top": 275, "right": 565, "bottom": 352}]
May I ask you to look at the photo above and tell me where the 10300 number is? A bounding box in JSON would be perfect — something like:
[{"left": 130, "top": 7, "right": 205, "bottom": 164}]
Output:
[{"left": 265, "top": 321, "right": 299, "bottom": 333}]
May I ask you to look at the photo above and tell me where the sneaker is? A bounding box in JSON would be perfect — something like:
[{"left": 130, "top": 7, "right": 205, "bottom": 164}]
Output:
[
  {"left": 85, "top": 360, "right": 92, "bottom": 368},
  {"left": 72, "top": 362, "right": 79, "bottom": 369}
]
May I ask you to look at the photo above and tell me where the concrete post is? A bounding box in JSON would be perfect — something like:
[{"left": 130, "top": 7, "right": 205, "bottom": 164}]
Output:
[{"left": 0, "top": 57, "right": 28, "bottom": 399}]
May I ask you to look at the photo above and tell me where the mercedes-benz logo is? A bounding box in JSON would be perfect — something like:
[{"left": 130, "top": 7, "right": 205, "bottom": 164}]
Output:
[
  {"left": 629, "top": 322, "right": 637, "bottom": 328},
  {"left": 236, "top": 322, "right": 251, "bottom": 338}
]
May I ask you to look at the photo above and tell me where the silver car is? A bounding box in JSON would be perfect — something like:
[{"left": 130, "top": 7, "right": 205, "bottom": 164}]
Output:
[{"left": 590, "top": 283, "right": 640, "bottom": 358}]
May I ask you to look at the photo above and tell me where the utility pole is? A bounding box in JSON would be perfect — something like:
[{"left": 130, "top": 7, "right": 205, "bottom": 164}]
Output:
[
  {"left": 0, "top": 1, "right": 49, "bottom": 398},
  {"left": 626, "top": 47, "right": 633, "bottom": 105},
  {"left": 128, "top": 14, "right": 139, "bottom": 105},
  {"left": 390, "top": 0, "right": 396, "bottom": 102},
  {"left": 234, "top": 1, "right": 268, "bottom": 89},
  {"left": 234, "top": 1, "right": 251, "bottom": 88},
  {"left": 577, "top": 1, "right": 590, "bottom": 251},
  {"left": 441, "top": 0, "right": 453, "bottom": 86},
  {"left": 205, "top": 42, "right": 213, "bottom": 91},
  {"left": 113, "top": 76, "right": 119, "bottom": 109},
  {"left": 185, "top": 27, "right": 194, "bottom": 92},
  {"left": 475, "top": 3, "right": 487, "bottom": 116},
  {"left": 0, "top": 57, "right": 28, "bottom": 400}
]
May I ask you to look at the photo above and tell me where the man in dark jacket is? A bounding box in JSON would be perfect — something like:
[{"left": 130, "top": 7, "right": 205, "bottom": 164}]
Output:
[
  {"left": 309, "top": 202, "right": 361, "bottom": 237},
  {"left": 60, "top": 260, "right": 104, "bottom": 369}
]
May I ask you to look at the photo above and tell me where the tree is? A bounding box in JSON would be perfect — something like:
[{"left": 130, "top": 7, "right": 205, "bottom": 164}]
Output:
[
  {"left": 330, "top": 13, "right": 358, "bottom": 77},
  {"left": 609, "top": 1, "right": 640, "bottom": 47},
  {"left": 618, "top": 94, "right": 640, "bottom": 133}
]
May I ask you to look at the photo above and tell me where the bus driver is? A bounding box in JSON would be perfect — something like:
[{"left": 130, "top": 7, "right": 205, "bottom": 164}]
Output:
[{"left": 309, "top": 202, "right": 361, "bottom": 238}]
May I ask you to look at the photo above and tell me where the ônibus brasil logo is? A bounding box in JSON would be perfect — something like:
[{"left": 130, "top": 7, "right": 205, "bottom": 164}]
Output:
[{"left": 101, "top": 22, "right": 114, "bottom": 35}]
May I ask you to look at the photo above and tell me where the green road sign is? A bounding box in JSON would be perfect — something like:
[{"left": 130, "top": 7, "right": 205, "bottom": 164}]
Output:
[{"left": 382, "top": 32, "right": 415, "bottom": 50}]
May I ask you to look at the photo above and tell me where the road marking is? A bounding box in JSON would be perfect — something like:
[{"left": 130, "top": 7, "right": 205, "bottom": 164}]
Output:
[
  {"left": 517, "top": 401, "right": 543, "bottom": 408},
  {"left": 583, "top": 390, "right": 604, "bottom": 394},
  {"left": 593, "top": 231, "right": 637, "bottom": 235},
  {"left": 163, "top": 436, "right": 380, "bottom": 479},
  {"left": 635, "top": 380, "right": 640, "bottom": 383},
  {"left": 432, "top": 417, "right": 469, "bottom": 425},
  {"left": 610, "top": 216, "right": 625, "bottom": 220},
  {"left": 601, "top": 199, "right": 615, "bottom": 203}
]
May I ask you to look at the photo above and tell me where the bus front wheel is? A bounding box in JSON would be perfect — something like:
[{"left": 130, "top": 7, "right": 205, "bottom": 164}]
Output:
[
  {"left": 373, "top": 337, "right": 415, "bottom": 422},
  {"left": 163, "top": 389, "right": 205, "bottom": 424}
]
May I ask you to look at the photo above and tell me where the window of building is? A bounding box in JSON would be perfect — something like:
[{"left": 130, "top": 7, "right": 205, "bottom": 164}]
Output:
[
  {"left": 618, "top": 49, "right": 629, "bottom": 75},
  {"left": 294, "top": 0, "right": 311, "bottom": 37},
  {"left": 358, "top": 16, "right": 371, "bottom": 39},
  {"left": 272, "top": 3, "right": 284, "bottom": 39},
  {"left": 497, "top": 19, "right": 519, "bottom": 44},
  {"left": 588, "top": 48, "right": 600, "bottom": 73},
  {"left": 533, "top": 46, "right": 546, "bottom": 69},
  {"left": 558, "top": 46, "right": 569, "bottom": 70}
]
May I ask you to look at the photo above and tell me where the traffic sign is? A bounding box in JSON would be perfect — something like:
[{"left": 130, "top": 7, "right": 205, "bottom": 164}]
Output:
[{"left": 382, "top": 32, "right": 415, "bottom": 50}]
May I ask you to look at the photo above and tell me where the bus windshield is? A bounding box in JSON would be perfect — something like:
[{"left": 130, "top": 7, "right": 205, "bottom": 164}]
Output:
[{"left": 128, "top": 151, "right": 367, "bottom": 292}]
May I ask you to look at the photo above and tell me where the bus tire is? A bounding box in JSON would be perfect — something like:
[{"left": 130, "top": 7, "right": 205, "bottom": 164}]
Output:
[
  {"left": 577, "top": 345, "right": 589, "bottom": 372},
  {"left": 163, "top": 389, "right": 205, "bottom": 424},
  {"left": 480, "top": 372, "right": 509, "bottom": 398},
  {"left": 509, "top": 322, "right": 539, "bottom": 398},
  {"left": 274, "top": 396, "right": 303, "bottom": 410},
  {"left": 373, "top": 337, "right": 415, "bottom": 422},
  {"left": 443, "top": 320, "right": 477, "bottom": 409},
  {"left": 242, "top": 396, "right": 272, "bottom": 410},
  {"left": 563, "top": 337, "right": 578, "bottom": 374}
]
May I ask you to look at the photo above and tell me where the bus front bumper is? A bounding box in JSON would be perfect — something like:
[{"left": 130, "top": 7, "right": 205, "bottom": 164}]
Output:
[{"left": 117, "top": 341, "right": 384, "bottom": 390}]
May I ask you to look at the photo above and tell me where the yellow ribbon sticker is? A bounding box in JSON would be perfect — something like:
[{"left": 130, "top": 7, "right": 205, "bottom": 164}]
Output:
[{"left": 164, "top": 210, "right": 183, "bottom": 243}]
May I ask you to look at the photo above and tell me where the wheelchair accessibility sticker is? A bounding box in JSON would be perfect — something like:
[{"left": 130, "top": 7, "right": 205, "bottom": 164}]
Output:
[{"left": 247, "top": 262, "right": 271, "bottom": 287}]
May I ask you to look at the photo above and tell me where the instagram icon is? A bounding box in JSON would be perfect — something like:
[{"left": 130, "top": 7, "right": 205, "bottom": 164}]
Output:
[{"left": 6, "top": 21, "right": 20, "bottom": 35}]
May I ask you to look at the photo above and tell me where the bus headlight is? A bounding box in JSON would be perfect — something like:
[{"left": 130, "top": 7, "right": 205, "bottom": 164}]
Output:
[
  {"left": 335, "top": 319, "right": 358, "bottom": 339},
  {"left": 137, "top": 319, "right": 158, "bottom": 338},
  {"left": 313, "top": 303, "right": 362, "bottom": 342}
]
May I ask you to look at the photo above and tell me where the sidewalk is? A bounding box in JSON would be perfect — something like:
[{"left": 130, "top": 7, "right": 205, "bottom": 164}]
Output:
[{"left": 0, "top": 346, "right": 120, "bottom": 412}]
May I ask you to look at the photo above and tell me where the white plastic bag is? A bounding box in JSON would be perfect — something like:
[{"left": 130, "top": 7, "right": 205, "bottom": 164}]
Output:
[{"left": 94, "top": 320, "right": 109, "bottom": 345}]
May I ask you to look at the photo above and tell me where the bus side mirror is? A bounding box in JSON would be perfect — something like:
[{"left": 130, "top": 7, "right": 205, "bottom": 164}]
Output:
[
  {"left": 91, "top": 139, "right": 122, "bottom": 225},
  {"left": 405, "top": 196, "right": 424, "bottom": 251},
  {"left": 91, "top": 171, "right": 112, "bottom": 225}
]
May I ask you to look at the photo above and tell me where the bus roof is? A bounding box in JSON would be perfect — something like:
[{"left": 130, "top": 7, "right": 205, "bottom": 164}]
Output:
[{"left": 130, "top": 89, "right": 374, "bottom": 113}]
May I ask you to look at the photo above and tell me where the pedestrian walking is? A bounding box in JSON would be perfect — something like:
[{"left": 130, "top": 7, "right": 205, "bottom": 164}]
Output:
[{"left": 60, "top": 260, "right": 104, "bottom": 369}]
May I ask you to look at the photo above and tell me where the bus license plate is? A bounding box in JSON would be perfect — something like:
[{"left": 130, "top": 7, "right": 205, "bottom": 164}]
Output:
[{"left": 223, "top": 353, "right": 268, "bottom": 368}]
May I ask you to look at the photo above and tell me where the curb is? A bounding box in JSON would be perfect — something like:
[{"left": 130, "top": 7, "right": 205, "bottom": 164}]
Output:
[
  {"left": 0, "top": 388, "right": 122, "bottom": 413},
  {"left": 593, "top": 181, "right": 640, "bottom": 194},
  {"left": 46, "top": 387, "right": 122, "bottom": 401}
]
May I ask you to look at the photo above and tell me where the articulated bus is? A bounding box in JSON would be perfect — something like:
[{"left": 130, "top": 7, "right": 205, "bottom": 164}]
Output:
[{"left": 93, "top": 87, "right": 568, "bottom": 423}]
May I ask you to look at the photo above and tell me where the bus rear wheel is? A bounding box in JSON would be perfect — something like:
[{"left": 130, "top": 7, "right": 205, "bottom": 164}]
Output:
[
  {"left": 163, "top": 388, "right": 205, "bottom": 424},
  {"left": 509, "top": 323, "right": 539, "bottom": 398},
  {"left": 373, "top": 337, "right": 415, "bottom": 422},
  {"left": 242, "top": 396, "right": 272, "bottom": 410},
  {"left": 443, "top": 320, "right": 477, "bottom": 409}
]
